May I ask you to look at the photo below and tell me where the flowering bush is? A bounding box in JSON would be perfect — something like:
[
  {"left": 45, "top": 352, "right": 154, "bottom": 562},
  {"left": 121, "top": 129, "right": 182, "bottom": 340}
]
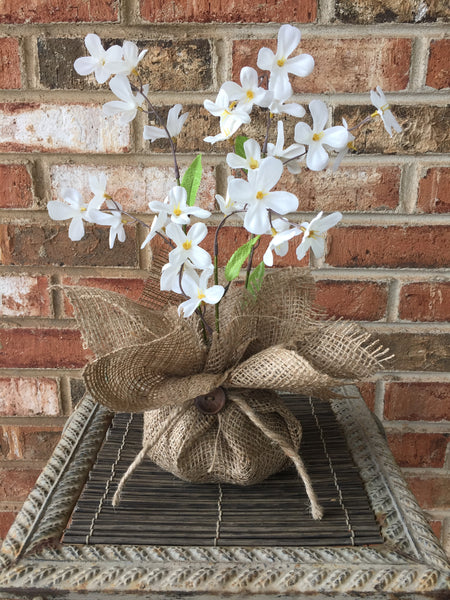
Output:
[{"left": 48, "top": 24, "right": 401, "bottom": 330}]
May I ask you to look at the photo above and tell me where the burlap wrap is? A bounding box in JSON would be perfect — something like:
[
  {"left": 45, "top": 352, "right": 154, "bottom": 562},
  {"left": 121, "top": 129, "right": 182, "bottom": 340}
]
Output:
[{"left": 66, "top": 267, "right": 389, "bottom": 519}]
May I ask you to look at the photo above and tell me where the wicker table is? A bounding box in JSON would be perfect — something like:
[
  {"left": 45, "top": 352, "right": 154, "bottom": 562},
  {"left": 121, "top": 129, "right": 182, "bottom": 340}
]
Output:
[{"left": 0, "top": 386, "right": 448, "bottom": 599}]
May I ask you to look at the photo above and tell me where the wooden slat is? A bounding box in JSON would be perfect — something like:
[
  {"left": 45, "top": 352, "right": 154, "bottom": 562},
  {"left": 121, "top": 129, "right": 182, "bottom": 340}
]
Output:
[{"left": 63, "top": 395, "right": 383, "bottom": 547}]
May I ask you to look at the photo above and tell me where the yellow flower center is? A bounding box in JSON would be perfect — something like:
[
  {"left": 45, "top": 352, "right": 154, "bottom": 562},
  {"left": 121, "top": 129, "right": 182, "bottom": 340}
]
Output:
[
  {"left": 121, "top": 218, "right": 127, "bottom": 224},
  {"left": 182, "top": 240, "right": 192, "bottom": 250},
  {"left": 249, "top": 158, "right": 259, "bottom": 169},
  {"left": 312, "top": 132, "right": 324, "bottom": 142},
  {"left": 80, "top": 207, "right": 87, "bottom": 212},
  {"left": 197, "top": 291, "right": 206, "bottom": 300},
  {"left": 173, "top": 205, "right": 182, "bottom": 216},
  {"left": 277, "top": 58, "right": 286, "bottom": 67},
  {"left": 347, "top": 140, "right": 356, "bottom": 151},
  {"left": 246, "top": 90, "right": 254, "bottom": 101},
  {"left": 271, "top": 227, "right": 277, "bottom": 236},
  {"left": 256, "top": 191, "right": 265, "bottom": 200}
]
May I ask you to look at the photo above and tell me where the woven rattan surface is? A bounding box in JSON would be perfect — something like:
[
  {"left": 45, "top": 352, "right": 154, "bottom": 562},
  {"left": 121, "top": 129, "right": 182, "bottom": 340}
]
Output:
[{"left": 63, "top": 395, "right": 382, "bottom": 547}]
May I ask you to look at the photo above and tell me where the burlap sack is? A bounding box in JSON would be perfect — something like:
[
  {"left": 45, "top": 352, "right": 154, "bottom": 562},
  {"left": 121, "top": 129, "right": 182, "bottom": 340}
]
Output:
[
  {"left": 66, "top": 267, "right": 390, "bottom": 520},
  {"left": 143, "top": 389, "right": 302, "bottom": 485}
]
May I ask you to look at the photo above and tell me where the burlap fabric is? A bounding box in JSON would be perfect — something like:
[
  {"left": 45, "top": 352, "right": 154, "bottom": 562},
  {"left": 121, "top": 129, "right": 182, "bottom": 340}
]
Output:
[{"left": 66, "top": 267, "right": 389, "bottom": 519}]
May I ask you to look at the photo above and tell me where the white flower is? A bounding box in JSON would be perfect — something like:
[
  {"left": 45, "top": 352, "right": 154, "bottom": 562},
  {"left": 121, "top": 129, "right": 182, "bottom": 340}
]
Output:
[
  {"left": 296, "top": 211, "right": 342, "bottom": 260},
  {"left": 215, "top": 176, "right": 246, "bottom": 216},
  {"left": 331, "top": 118, "right": 356, "bottom": 172},
  {"left": 178, "top": 268, "right": 225, "bottom": 318},
  {"left": 87, "top": 172, "right": 108, "bottom": 209},
  {"left": 140, "top": 209, "right": 169, "bottom": 249},
  {"left": 204, "top": 89, "right": 251, "bottom": 144},
  {"left": 166, "top": 222, "right": 211, "bottom": 270},
  {"left": 103, "top": 75, "right": 149, "bottom": 124},
  {"left": 294, "top": 100, "right": 348, "bottom": 171},
  {"left": 143, "top": 104, "right": 189, "bottom": 143},
  {"left": 263, "top": 219, "right": 301, "bottom": 266},
  {"left": 267, "top": 121, "right": 305, "bottom": 174},
  {"left": 268, "top": 88, "right": 305, "bottom": 118},
  {"left": 108, "top": 40, "right": 148, "bottom": 76},
  {"left": 227, "top": 138, "right": 262, "bottom": 171},
  {"left": 229, "top": 156, "right": 298, "bottom": 235},
  {"left": 101, "top": 201, "right": 127, "bottom": 249},
  {"left": 148, "top": 185, "right": 210, "bottom": 225},
  {"left": 74, "top": 34, "right": 123, "bottom": 84},
  {"left": 47, "top": 188, "right": 91, "bottom": 241},
  {"left": 370, "top": 86, "right": 402, "bottom": 137},
  {"left": 221, "top": 67, "right": 272, "bottom": 111},
  {"left": 257, "top": 24, "right": 314, "bottom": 98}
]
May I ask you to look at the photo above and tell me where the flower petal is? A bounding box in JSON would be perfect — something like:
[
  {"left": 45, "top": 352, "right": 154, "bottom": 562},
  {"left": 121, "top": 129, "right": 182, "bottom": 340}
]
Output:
[
  {"left": 84, "top": 33, "right": 103, "bottom": 59},
  {"left": 294, "top": 122, "right": 313, "bottom": 145},
  {"left": 257, "top": 47, "right": 275, "bottom": 71},
  {"left": 143, "top": 125, "right": 168, "bottom": 142},
  {"left": 309, "top": 99, "right": 328, "bottom": 132},
  {"left": 277, "top": 24, "right": 301, "bottom": 59},
  {"left": 73, "top": 56, "right": 97, "bottom": 76},
  {"left": 47, "top": 200, "right": 73, "bottom": 220},
  {"left": 307, "top": 144, "right": 329, "bottom": 171},
  {"left": 285, "top": 53, "right": 314, "bottom": 78},
  {"left": 68, "top": 216, "right": 85, "bottom": 241}
]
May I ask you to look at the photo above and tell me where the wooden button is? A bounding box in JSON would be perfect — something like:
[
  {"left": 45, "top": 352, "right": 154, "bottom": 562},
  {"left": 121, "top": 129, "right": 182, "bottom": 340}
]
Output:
[{"left": 194, "top": 387, "right": 227, "bottom": 414}]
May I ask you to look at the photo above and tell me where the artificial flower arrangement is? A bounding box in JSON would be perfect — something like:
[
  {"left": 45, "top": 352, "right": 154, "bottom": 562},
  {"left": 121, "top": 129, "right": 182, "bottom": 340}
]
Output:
[{"left": 48, "top": 25, "right": 402, "bottom": 520}]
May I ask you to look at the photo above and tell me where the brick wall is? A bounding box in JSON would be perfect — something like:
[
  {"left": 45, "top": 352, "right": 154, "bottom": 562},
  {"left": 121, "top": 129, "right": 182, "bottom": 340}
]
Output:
[{"left": 0, "top": 0, "right": 449, "bottom": 554}]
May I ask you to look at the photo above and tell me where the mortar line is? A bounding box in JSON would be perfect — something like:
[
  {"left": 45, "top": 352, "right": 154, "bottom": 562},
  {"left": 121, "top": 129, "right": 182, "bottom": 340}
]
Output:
[
  {"left": 409, "top": 36, "right": 430, "bottom": 91},
  {"left": 386, "top": 278, "right": 401, "bottom": 322},
  {"left": 60, "top": 374, "right": 75, "bottom": 416},
  {"left": 318, "top": 0, "right": 335, "bottom": 24},
  {"left": 1, "top": 23, "right": 449, "bottom": 38},
  {"left": 21, "top": 35, "right": 37, "bottom": 90},
  {"left": 399, "top": 161, "right": 420, "bottom": 214},
  {"left": 1, "top": 88, "right": 449, "bottom": 105}
]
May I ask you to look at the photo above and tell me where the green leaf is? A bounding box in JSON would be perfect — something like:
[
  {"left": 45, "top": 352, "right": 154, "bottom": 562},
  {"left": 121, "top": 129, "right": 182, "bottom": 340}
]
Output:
[
  {"left": 224, "top": 236, "right": 260, "bottom": 282},
  {"left": 247, "top": 261, "right": 265, "bottom": 297},
  {"left": 181, "top": 154, "right": 202, "bottom": 206},
  {"left": 234, "top": 136, "right": 248, "bottom": 159}
]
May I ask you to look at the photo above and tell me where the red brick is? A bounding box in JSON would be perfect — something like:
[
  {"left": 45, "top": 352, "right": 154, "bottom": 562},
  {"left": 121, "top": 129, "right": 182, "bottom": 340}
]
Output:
[
  {"left": 0, "top": 164, "right": 33, "bottom": 208},
  {"left": 327, "top": 226, "right": 450, "bottom": 268},
  {"left": 62, "top": 277, "right": 146, "bottom": 317},
  {"left": 426, "top": 39, "right": 450, "bottom": 90},
  {"left": 387, "top": 432, "right": 448, "bottom": 468},
  {"left": 0, "top": 224, "right": 138, "bottom": 268},
  {"left": 1, "top": 426, "right": 62, "bottom": 461},
  {"left": 315, "top": 280, "right": 388, "bottom": 320},
  {"left": 417, "top": 168, "right": 450, "bottom": 214},
  {"left": 280, "top": 166, "right": 400, "bottom": 212},
  {"left": 197, "top": 226, "right": 309, "bottom": 268},
  {"left": 0, "top": 38, "right": 21, "bottom": 89},
  {"left": 233, "top": 38, "right": 411, "bottom": 93},
  {"left": 0, "top": 329, "right": 90, "bottom": 369},
  {"left": 0, "top": 377, "right": 60, "bottom": 416},
  {"left": 0, "top": 468, "right": 40, "bottom": 502},
  {"left": 0, "top": 0, "right": 118, "bottom": 23},
  {"left": 0, "top": 511, "right": 17, "bottom": 539},
  {"left": 140, "top": 0, "right": 317, "bottom": 23},
  {"left": 384, "top": 382, "right": 450, "bottom": 422},
  {"left": 0, "top": 103, "right": 130, "bottom": 153},
  {"left": 0, "top": 275, "right": 51, "bottom": 317},
  {"left": 428, "top": 520, "right": 443, "bottom": 540},
  {"left": 406, "top": 475, "right": 450, "bottom": 510},
  {"left": 399, "top": 282, "right": 450, "bottom": 322},
  {"left": 357, "top": 382, "right": 376, "bottom": 412}
]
